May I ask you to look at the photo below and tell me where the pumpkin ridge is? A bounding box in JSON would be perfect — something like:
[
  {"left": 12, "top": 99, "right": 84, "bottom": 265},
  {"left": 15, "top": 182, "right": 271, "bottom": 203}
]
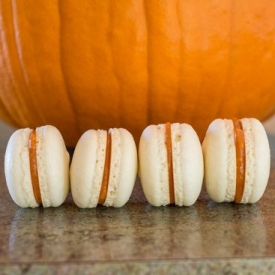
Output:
[
  {"left": 108, "top": 1, "right": 122, "bottom": 126},
  {"left": 0, "top": 18, "right": 20, "bottom": 127},
  {"left": 11, "top": 0, "right": 31, "bottom": 104},
  {"left": 12, "top": 0, "right": 60, "bottom": 128},
  {"left": 103, "top": 0, "right": 149, "bottom": 139},
  {"left": 256, "top": 3, "right": 275, "bottom": 118},
  {"left": 175, "top": 2, "right": 197, "bottom": 126},
  {"left": 56, "top": 0, "right": 81, "bottom": 140},
  {"left": 143, "top": 0, "right": 152, "bottom": 125},
  {"left": 184, "top": 2, "right": 234, "bottom": 138},
  {"left": 174, "top": 0, "right": 184, "bottom": 120},
  {"left": 14, "top": 0, "right": 54, "bottom": 127},
  {"left": 177, "top": 1, "right": 204, "bottom": 132},
  {"left": 21, "top": 0, "right": 80, "bottom": 146},
  {"left": 216, "top": 0, "right": 236, "bottom": 117},
  {"left": 215, "top": 1, "right": 275, "bottom": 119},
  {"left": 0, "top": 0, "right": 37, "bottom": 126}
]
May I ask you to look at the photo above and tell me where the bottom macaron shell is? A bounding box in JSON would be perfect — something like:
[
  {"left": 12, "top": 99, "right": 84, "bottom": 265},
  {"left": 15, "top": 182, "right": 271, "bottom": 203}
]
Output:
[{"left": 139, "top": 123, "right": 203, "bottom": 207}]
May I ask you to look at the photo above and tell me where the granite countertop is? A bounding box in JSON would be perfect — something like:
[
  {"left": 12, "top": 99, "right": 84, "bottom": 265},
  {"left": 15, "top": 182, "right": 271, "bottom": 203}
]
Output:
[{"left": 0, "top": 122, "right": 275, "bottom": 274}]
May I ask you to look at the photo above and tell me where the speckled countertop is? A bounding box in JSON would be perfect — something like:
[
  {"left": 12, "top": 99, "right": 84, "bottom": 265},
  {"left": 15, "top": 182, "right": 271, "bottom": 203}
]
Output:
[{"left": 0, "top": 122, "right": 275, "bottom": 275}]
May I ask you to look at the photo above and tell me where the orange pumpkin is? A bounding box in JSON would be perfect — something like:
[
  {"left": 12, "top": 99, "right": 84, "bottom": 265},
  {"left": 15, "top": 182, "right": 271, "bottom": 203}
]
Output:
[{"left": 1, "top": 1, "right": 275, "bottom": 146}]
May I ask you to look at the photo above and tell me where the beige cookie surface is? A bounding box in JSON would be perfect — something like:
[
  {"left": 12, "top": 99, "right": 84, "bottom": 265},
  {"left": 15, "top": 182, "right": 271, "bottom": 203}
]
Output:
[
  {"left": 139, "top": 123, "right": 203, "bottom": 207},
  {"left": 70, "top": 128, "right": 137, "bottom": 208},
  {"left": 5, "top": 125, "right": 69, "bottom": 208},
  {"left": 203, "top": 118, "right": 270, "bottom": 203}
]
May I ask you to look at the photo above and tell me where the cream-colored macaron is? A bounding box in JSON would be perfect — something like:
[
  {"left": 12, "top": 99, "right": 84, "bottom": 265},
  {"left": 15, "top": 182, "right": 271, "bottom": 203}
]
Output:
[
  {"left": 5, "top": 125, "right": 70, "bottom": 208},
  {"left": 70, "top": 128, "right": 137, "bottom": 208},
  {"left": 203, "top": 118, "right": 270, "bottom": 203},
  {"left": 139, "top": 123, "right": 204, "bottom": 206}
]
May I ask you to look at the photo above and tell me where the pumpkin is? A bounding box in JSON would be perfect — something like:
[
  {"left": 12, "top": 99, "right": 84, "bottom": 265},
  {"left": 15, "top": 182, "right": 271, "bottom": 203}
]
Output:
[{"left": 0, "top": 1, "right": 275, "bottom": 147}]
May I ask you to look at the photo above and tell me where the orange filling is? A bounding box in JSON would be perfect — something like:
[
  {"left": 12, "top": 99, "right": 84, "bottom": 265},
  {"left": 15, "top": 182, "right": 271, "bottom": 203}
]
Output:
[
  {"left": 28, "top": 130, "right": 42, "bottom": 205},
  {"left": 232, "top": 119, "right": 246, "bottom": 203},
  {"left": 98, "top": 132, "right": 112, "bottom": 205},
  {"left": 165, "top": 122, "right": 175, "bottom": 205}
]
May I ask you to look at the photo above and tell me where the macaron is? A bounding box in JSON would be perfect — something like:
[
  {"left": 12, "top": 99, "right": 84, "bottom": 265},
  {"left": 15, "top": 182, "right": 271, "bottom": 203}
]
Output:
[
  {"left": 138, "top": 122, "right": 204, "bottom": 206},
  {"left": 70, "top": 128, "right": 137, "bottom": 208},
  {"left": 5, "top": 125, "right": 70, "bottom": 208},
  {"left": 202, "top": 118, "right": 270, "bottom": 203}
]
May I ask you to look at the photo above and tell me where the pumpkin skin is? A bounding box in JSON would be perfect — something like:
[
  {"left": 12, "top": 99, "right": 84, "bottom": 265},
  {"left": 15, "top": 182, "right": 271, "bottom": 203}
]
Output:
[{"left": 0, "top": 1, "right": 275, "bottom": 146}]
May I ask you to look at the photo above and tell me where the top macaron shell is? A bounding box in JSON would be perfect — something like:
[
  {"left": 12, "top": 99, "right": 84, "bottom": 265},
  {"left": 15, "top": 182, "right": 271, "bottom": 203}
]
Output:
[
  {"left": 5, "top": 125, "right": 70, "bottom": 208},
  {"left": 70, "top": 128, "right": 137, "bottom": 208},
  {"left": 202, "top": 118, "right": 270, "bottom": 203},
  {"left": 139, "top": 123, "right": 204, "bottom": 206}
]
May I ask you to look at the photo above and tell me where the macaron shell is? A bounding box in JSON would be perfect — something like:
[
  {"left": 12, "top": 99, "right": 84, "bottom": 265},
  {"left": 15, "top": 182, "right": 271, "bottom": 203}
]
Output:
[
  {"left": 104, "top": 128, "right": 137, "bottom": 207},
  {"left": 5, "top": 128, "right": 38, "bottom": 208},
  {"left": 70, "top": 130, "right": 107, "bottom": 208},
  {"left": 36, "top": 125, "right": 69, "bottom": 207},
  {"left": 241, "top": 118, "right": 270, "bottom": 203},
  {"left": 203, "top": 118, "right": 270, "bottom": 204},
  {"left": 202, "top": 119, "right": 236, "bottom": 203},
  {"left": 139, "top": 124, "right": 170, "bottom": 206},
  {"left": 172, "top": 123, "right": 203, "bottom": 206},
  {"left": 240, "top": 118, "right": 255, "bottom": 203}
]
